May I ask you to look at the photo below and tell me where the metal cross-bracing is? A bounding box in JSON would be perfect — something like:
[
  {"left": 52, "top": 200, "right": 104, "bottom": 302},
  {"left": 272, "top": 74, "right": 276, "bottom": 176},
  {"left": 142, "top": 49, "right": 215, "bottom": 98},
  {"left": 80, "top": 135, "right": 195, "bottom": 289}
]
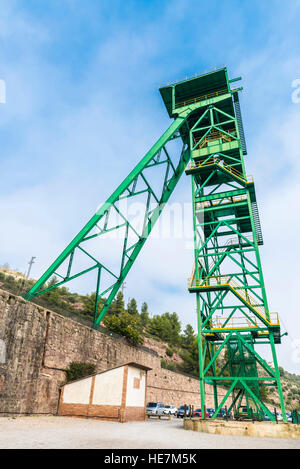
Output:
[
  {"left": 24, "top": 110, "right": 192, "bottom": 326},
  {"left": 24, "top": 67, "right": 286, "bottom": 421}
]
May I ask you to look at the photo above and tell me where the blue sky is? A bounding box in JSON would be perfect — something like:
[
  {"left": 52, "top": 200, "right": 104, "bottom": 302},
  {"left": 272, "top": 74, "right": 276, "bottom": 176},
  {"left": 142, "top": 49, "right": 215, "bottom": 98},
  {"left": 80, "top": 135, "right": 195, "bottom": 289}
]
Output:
[{"left": 0, "top": 0, "right": 300, "bottom": 373}]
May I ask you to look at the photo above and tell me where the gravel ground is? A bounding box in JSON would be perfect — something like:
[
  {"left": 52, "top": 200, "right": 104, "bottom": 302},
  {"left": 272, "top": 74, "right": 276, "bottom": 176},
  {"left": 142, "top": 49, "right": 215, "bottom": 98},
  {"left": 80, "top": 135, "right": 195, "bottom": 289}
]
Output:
[{"left": 0, "top": 416, "right": 299, "bottom": 449}]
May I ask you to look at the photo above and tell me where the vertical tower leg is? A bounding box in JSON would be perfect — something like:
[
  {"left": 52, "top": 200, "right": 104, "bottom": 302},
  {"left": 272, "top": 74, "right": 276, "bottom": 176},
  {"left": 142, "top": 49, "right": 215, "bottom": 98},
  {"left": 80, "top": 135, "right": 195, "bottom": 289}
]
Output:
[
  {"left": 269, "top": 332, "right": 287, "bottom": 422},
  {"left": 196, "top": 293, "right": 206, "bottom": 418},
  {"left": 211, "top": 343, "right": 219, "bottom": 411},
  {"left": 192, "top": 174, "right": 206, "bottom": 416}
]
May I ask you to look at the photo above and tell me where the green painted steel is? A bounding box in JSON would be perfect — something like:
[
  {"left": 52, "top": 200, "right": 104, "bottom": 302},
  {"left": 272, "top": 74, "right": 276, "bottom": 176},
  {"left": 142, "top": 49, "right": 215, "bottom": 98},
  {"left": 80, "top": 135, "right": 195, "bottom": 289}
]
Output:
[
  {"left": 24, "top": 67, "right": 286, "bottom": 421},
  {"left": 24, "top": 108, "right": 193, "bottom": 326},
  {"left": 181, "top": 68, "right": 286, "bottom": 422}
]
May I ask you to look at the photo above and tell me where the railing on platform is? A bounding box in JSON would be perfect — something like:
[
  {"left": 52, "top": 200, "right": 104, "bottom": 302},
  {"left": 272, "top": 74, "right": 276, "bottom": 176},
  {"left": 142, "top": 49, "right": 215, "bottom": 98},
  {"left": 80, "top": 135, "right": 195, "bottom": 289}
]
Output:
[
  {"left": 175, "top": 88, "right": 228, "bottom": 108},
  {"left": 194, "top": 129, "right": 236, "bottom": 149},
  {"left": 201, "top": 194, "right": 248, "bottom": 208},
  {"left": 188, "top": 273, "right": 278, "bottom": 325},
  {"left": 185, "top": 156, "right": 254, "bottom": 183},
  {"left": 209, "top": 312, "right": 279, "bottom": 330}
]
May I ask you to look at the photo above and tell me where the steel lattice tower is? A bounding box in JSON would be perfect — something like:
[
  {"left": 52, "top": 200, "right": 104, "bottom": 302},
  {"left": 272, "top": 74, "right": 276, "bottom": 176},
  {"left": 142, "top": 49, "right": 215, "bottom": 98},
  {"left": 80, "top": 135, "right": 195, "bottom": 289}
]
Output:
[{"left": 24, "top": 67, "right": 286, "bottom": 422}]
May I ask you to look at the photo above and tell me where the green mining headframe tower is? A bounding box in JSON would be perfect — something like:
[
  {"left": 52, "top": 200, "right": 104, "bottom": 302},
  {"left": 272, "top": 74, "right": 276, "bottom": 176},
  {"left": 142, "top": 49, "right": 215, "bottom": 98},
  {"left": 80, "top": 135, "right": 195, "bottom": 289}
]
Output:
[
  {"left": 167, "top": 68, "right": 286, "bottom": 422},
  {"left": 24, "top": 67, "right": 286, "bottom": 422}
]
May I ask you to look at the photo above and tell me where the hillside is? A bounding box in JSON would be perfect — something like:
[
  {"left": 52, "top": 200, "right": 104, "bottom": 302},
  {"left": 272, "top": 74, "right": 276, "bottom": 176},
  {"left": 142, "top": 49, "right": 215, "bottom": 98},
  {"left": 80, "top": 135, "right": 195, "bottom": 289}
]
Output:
[{"left": 0, "top": 266, "right": 299, "bottom": 412}]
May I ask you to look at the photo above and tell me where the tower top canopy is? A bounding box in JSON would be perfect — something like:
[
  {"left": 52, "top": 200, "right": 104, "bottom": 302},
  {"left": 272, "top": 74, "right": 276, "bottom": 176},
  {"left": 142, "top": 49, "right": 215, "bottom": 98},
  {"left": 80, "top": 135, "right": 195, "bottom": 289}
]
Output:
[{"left": 159, "top": 67, "right": 235, "bottom": 117}]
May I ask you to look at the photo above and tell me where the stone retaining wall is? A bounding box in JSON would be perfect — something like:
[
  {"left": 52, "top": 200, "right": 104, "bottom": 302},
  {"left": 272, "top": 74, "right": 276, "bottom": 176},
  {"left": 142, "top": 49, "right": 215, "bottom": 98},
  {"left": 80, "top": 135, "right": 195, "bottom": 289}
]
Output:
[{"left": 0, "top": 289, "right": 230, "bottom": 415}]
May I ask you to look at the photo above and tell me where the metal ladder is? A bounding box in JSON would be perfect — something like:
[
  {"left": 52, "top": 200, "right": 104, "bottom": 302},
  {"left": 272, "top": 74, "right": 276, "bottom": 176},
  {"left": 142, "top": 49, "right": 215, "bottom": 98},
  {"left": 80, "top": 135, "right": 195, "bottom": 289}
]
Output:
[{"left": 251, "top": 201, "right": 264, "bottom": 245}]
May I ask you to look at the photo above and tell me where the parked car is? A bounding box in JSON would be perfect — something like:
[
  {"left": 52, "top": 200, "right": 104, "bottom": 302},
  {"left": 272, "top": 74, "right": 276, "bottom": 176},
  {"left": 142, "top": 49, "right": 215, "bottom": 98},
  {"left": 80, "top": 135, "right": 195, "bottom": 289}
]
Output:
[
  {"left": 263, "top": 411, "right": 283, "bottom": 422},
  {"left": 215, "top": 408, "right": 233, "bottom": 419},
  {"left": 263, "top": 412, "right": 271, "bottom": 421},
  {"left": 163, "top": 405, "right": 177, "bottom": 415},
  {"left": 192, "top": 408, "right": 209, "bottom": 418},
  {"left": 207, "top": 408, "right": 215, "bottom": 418},
  {"left": 177, "top": 405, "right": 191, "bottom": 418},
  {"left": 217, "top": 408, "right": 226, "bottom": 418},
  {"left": 146, "top": 402, "right": 164, "bottom": 415},
  {"left": 234, "top": 406, "right": 263, "bottom": 420}
]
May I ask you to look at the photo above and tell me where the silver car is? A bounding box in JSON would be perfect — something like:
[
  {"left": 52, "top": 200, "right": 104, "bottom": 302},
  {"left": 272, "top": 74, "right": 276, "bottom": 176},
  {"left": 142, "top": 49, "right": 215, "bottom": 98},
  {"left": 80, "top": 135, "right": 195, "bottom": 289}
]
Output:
[{"left": 146, "top": 402, "right": 164, "bottom": 414}]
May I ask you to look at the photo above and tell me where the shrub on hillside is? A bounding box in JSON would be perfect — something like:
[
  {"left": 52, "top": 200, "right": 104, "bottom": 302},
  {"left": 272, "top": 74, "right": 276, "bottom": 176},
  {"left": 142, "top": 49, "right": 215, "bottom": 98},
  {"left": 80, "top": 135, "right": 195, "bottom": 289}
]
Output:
[
  {"left": 103, "top": 311, "right": 143, "bottom": 346},
  {"left": 65, "top": 362, "right": 96, "bottom": 383}
]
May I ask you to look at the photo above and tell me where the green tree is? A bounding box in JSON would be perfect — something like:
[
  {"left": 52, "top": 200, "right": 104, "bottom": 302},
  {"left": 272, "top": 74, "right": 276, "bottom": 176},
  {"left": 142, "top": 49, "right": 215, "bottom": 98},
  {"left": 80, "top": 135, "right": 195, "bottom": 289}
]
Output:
[
  {"left": 84, "top": 292, "right": 102, "bottom": 318},
  {"left": 179, "top": 336, "right": 219, "bottom": 378},
  {"left": 149, "top": 312, "right": 181, "bottom": 345},
  {"left": 44, "top": 276, "right": 61, "bottom": 306},
  {"left": 108, "top": 291, "right": 125, "bottom": 316},
  {"left": 103, "top": 311, "right": 143, "bottom": 346},
  {"left": 127, "top": 297, "right": 139, "bottom": 317},
  {"left": 161, "top": 359, "right": 177, "bottom": 371},
  {"left": 140, "top": 302, "right": 150, "bottom": 326},
  {"left": 181, "top": 324, "right": 195, "bottom": 349},
  {"left": 167, "top": 312, "right": 181, "bottom": 344},
  {"left": 179, "top": 336, "right": 199, "bottom": 377}
]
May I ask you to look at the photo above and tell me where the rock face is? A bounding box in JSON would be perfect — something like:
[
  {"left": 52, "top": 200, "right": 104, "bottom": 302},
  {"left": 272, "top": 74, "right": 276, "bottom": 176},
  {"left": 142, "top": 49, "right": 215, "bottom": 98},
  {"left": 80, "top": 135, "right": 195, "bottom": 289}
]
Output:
[{"left": 0, "top": 290, "right": 230, "bottom": 415}]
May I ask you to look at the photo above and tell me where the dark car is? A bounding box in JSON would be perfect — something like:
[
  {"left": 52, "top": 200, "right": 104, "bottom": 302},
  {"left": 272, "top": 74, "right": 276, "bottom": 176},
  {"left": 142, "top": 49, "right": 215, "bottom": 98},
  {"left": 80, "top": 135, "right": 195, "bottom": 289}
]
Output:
[
  {"left": 192, "top": 408, "right": 209, "bottom": 418},
  {"left": 177, "top": 405, "right": 191, "bottom": 418},
  {"left": 217, "top": 408, "right": 226, "bottom": 418},
  {"left": 207, "top": 408, "right": 215, "bottom": 418}
]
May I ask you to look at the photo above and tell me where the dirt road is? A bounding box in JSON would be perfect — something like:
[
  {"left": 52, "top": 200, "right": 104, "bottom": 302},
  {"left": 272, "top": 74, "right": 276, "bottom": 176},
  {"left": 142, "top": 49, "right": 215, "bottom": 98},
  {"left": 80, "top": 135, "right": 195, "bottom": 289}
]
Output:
[{"left": 0, "top": 416, "right": 299, "bottom": 449}]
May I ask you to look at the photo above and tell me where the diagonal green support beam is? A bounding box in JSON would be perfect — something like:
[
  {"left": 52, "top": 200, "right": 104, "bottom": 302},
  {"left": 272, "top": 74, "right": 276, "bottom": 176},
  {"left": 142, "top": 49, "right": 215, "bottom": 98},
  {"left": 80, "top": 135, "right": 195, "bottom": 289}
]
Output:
[
  {"left": 237, "top": 332, "right": 276, "bottom": 377},
  {"left": 240, "top": 379, "right": 275, "bottom": 421},
  {"left": 95, "top": 146, "right": 190, "bottom": 326},
  {"left": 204, "top": 331, "right": 234, "bottom": 375},
  {"left": 211, "top": 379, "right": 238, "bottom": 419},
  {"left": 24, "top": 107, "right": 193, "bottom": 328}
]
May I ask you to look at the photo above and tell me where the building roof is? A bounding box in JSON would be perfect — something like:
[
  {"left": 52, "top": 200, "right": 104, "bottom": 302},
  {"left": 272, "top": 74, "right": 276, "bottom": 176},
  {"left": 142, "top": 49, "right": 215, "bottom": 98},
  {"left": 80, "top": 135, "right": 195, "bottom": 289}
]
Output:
[
  {"left": 159, "top": 67, "right": 229, "bottom": 117},
  {"left": 61, "top": 361, "right": 152, "bottom": 387},
  {"left": 126, "top": 362, "right": 152, "bottom": 371}
]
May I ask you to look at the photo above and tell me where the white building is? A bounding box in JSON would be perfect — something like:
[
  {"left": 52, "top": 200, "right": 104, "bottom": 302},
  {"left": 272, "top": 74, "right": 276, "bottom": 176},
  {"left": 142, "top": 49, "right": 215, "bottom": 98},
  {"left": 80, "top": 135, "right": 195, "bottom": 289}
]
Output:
[{"left": 58, "top": 362, "right": 151, "bottom": 422}]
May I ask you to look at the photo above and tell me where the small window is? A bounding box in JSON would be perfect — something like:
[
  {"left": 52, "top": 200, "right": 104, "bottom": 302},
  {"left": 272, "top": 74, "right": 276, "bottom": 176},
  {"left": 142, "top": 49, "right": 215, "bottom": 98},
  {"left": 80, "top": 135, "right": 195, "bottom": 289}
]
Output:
[{"left": 133, "top": 377, "right": 140, "bottom": 389}]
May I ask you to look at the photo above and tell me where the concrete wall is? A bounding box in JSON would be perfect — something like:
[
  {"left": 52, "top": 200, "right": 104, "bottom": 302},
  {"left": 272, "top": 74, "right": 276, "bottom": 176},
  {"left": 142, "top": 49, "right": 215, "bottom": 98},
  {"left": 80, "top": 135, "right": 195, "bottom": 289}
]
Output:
[
  {"left": 0, "top": 290, "right": 231, "bottom": 415},
  {"left": 63, "top": 376, "right": 93, "bottom": 405},
  {"left": 126, "top": 366, "right": 146, "bottom": 408},
  {"left": 93, "top": 367, "right": 124, "bottom": 406}
]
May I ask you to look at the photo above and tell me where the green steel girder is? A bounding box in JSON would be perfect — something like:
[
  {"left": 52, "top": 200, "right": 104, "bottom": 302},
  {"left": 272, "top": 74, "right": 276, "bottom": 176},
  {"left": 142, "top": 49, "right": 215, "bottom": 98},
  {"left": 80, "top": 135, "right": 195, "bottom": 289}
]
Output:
[{"left": 24, "top": 107, "right": 194, "bottom": 327}]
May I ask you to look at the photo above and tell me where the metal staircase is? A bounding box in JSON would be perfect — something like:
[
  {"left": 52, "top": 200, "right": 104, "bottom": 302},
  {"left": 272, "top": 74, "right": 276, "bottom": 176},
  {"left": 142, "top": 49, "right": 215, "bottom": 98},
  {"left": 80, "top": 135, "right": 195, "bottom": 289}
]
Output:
[
  {"left": 233, "top": 92, "right": 247, "bottom": 155},
  {"left": 251, "top": 201, "right": 264, "bottom": 245}
]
